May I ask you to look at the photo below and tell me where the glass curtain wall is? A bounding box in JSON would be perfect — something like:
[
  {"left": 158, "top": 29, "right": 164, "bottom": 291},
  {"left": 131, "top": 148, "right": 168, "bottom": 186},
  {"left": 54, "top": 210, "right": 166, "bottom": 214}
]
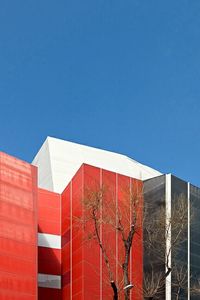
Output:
[
  {"left": 143, "top": 175, "right": 166, "bottom": 299},
  {"left": 171, "top": 176, "right": 188, "bottom": 299},
  {"left": 144, "top": 175, "right": 189, "bottom": 299},
  {"left": 190, "top": 184, "right": 200, "bottom": 299}
]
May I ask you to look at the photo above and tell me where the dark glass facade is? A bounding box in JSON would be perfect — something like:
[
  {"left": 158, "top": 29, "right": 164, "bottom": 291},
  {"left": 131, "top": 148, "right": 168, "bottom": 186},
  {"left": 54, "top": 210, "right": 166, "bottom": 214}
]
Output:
[
  {"left": 143, "top": 175, "right": 166, "bottom": 298},
  {"left": 190, "top": 184, "right": 200, "bottom": 299},
  {"left": 171, "top": 176, "right": 188, "bottom": 299},
  {"left": 144, "top": 175, "right": 190, "bottom": 299}
]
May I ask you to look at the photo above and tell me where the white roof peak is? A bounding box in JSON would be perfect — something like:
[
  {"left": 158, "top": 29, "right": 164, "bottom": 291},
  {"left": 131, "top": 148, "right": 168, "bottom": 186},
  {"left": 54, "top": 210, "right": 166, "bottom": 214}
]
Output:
[{"left": 32, "top": 136, "right": 161, "bottom": 193}]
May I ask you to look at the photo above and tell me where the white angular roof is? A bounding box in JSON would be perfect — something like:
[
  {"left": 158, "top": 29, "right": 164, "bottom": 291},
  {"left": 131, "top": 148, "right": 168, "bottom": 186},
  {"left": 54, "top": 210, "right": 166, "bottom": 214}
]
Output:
[{"left": 32, "top": 136, "right": 161, "bottom": 193}]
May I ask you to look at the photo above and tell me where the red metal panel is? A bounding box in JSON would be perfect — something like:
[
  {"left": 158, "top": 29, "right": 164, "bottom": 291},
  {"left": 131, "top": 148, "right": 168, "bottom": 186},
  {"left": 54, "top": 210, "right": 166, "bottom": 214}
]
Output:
[
  {"left": 72, "top": 292, "right": 82, "bottom": 300},
  {"left": 62, "top": 285, "right": 70, "bottom": 299},
  {"left": 0, "top": 289, "right": 36, "bottom": 300},
  {"left": 117, "top": 174, "right": 143, "bottom": 300},
  {"left": 38, "top": 247, "right": 61, "bottom": 275},
  {"left": 62, "top": 229, "right": 70, "bottom": 247},
  {"left": 72, "top": 277, "right": 83, "bottom": 298},
  {"left": 62, "top": 270, "right": 70, "bottom": 288},
  {"left": 38, "top": 189, "right": 60, "bottom": 209},
  {"left": 59, "top": 164, "right": 143, "bottom": 300},
  {"left": 0, "top": 271, "right": 36, "bottom": 294},
  {"left": 72, "top": 167, "right": 84, "bottom": 299},
  {"left": 38, "top": 188, "right": 61, "bottom": 235},
  {"left": 0, "top": 237, "right": 37, "bottom": 260},
  {"left": 117, "top": 174, "right": 131, "bottom": 299},
  {"left": 62, "top": 243, "right": 70, "bottom": 274},
  {"left": 37, "top": 188, "right": 62, "bottom": 300},
  {"left": 38, "top": 218, "right": 60, "bottom": 235},
  {"left": 83, "top": 165, "right": 101, "bottom": 300},
  {"left": 61, "top": 185, "right": 70, "bottom": 235},
  {"left": 61, "top": 167, "right": 84, "bottom": 300},
  {"left": 102, "top": 170, "right": 117, "bottom": 299},
  {"left": 38, "top": 287, "right": 62, "bottom": 300},
  {"left": 131, "top": 178, "right": 143, "bottom": 300},
  {"left": 0, "top": 152, "right": 37, "bottom": 299},
  {"left": 0, "top": 252, "right": 36, "bottom": 275},
  {"left": 61, "top": 184, "right": 71, "bottom": 298}
]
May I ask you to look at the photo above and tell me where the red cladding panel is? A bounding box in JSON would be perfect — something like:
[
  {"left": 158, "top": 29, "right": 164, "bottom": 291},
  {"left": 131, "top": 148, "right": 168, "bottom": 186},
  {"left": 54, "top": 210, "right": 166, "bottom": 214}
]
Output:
[
  {"left": 38, "top": 287, "right": 62, "bottom": 300},
  {"left": 101, "top": 170, "right": 117, "bottom": 299},
  {"left": 131, "top": 178, "right": 143, "bottom": 300},
  {"left": 38, "top": 189, "right": 62, "bottom": 300},
  {"left": 62, "top": 242, "right": 70, "bottom": 274},
  {"left": 0, "top": 152, "right": 37, "bottom": 300},
  {"left": 83, "top": 165, "right": 101, "bottom": 300},
  {"left": 38, "top": 188, "right": 61, "bottom": 235},
  {"left": 61, "top": 185, "right": 70, "bottom": 235},
  {"left": 0, "top": 237, "right": 36, "bottom": 260},
  {"left": 62, "top": 270, "right": 70, "bottom": 287},
  {"left": 38, "top": 247, "right": 61, "bottom": 275},
  {"left": 0, "top": 290, "right": 36, "bottom": 300},
  {"left": 62, "top": 285, "right": 70, "bottom": 299},
  {"left": 72, "top": 167, "right": 84, "bottom": 298},
  {"left": 117, "top": 174, "right": 131, "bottom": 299},
  {"left": 63, "top": 164, "right": 143, "bottom": 300}
]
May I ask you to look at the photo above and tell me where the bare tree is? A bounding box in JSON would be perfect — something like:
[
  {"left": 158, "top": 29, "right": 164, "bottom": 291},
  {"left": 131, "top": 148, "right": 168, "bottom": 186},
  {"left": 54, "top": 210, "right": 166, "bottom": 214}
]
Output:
[
  {"left": 81, "top": 182, "right": 143, "bottom": 300},
  {"left": 143, "top": 194, "right": 188, "bottom": 299},
  {"left": 143, "top": 268, "right": 165, "bottom": 299},
  {"left": 79, "top": 181, "right": 189, "bottom": 300},
  {"left": 172, "top": 264, "right": 188, "bottom": 300},
  {"left": 190, "top": 278, "right": 200, "bottom": 297}
]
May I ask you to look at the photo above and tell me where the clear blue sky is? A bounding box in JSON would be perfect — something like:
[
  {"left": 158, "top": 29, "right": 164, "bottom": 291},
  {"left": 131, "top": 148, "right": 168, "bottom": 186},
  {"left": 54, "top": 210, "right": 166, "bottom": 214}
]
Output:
[{"left": 0, "top": 1, "right": 200, "bottom": 186}]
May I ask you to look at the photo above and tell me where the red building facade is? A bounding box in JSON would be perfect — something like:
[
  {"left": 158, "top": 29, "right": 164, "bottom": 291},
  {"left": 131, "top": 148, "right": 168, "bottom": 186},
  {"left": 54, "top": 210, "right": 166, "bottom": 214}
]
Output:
[
  {"left": 61, "top": 164, "right": 143, "bottom": 300},
  {"left": 0, "top": 152, "right": 143, "bottom": 300},
  {"left": 0, "top": 152, "right": 38, "bottom": 300},
  {"left": 38, "top": 188, "right": 62, "bottom": 299},
  {"left": 37, "top": 164, "right": 143, "bottom": 299}
]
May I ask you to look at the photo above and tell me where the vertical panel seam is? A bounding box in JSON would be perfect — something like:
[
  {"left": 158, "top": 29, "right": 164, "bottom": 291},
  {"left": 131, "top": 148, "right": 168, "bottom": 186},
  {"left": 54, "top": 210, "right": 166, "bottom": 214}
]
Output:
[
  {"left": 188, "top": 182, "right": 190, "bottom": 300},
  {"left": 82, "top": 166, "right": 84, "bottom": 299},
  {"left": 116, "top": 173, "right": 118, "bottom": 287},
  {"left": 100, "top": 168, "right": 103, "bottom": 300},
  {"left": 130, "top": 177, "right": 132, "bottom": 298},
  {"left": 70, "top": 181, "right": 72, "bottom": 300},
  {"left": 166, "top": 174, "right": 171, "bottom": 300}
]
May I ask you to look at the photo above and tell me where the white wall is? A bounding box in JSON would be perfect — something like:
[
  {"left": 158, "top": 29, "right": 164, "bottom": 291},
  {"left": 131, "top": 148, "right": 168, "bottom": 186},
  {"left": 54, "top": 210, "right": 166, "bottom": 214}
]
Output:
[{"left": 32, "top": 136, "right": 161, "bottom": 193}]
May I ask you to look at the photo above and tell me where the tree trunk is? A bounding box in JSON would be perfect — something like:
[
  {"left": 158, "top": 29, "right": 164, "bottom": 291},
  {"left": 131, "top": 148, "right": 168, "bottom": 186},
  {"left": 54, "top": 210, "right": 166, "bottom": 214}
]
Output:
[
  {"left": 111, "top": 281, "right": 118, "bottom": 300},
  {"left": 123, "top": 225, "right": 135, "bottom": 300},
  {"left": 124, "top": 287, "right": 130, "bottom": 300},
  {"left": 123, "top": 262, "right": 130, "bottom": 300},
  {"left": 175, "top": 286, "right": 181, "bottom": 300}
]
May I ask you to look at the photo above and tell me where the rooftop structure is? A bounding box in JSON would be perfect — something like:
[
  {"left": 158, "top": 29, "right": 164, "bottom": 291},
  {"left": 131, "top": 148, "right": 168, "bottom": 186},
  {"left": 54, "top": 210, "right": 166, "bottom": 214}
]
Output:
[{"left": 32, "top": 136, "right": 161, "bottom": 193}]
